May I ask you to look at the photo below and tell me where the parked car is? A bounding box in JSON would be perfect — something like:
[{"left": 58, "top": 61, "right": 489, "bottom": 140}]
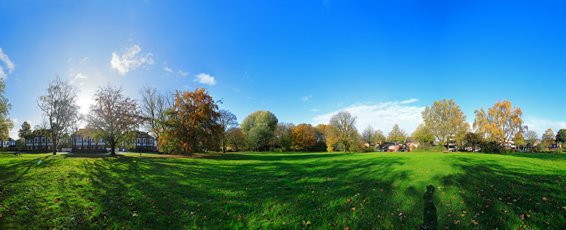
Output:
[{"left": 398, "top": 148, "right": 405, "bottom": 152}]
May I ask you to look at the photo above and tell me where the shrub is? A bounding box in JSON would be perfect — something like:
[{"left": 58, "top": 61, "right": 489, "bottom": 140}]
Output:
[
  {"left": 480, "top": 141, "right": 504, "bottom": 154},
  {"left": 430, "top": 145, "right": 445, "bottom": 152},
  {"left": 366, "top": 147, "right": 376, "bottom": 152}
]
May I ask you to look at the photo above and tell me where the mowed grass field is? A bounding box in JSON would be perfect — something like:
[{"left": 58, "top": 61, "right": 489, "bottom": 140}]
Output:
[{"left": 1, "top": 152, "right": 566, "bottom": 230}]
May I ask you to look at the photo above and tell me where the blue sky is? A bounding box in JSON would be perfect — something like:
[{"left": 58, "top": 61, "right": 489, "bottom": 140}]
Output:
[{"left": 1, "top": 0, "right": 566, "bottom": 140}]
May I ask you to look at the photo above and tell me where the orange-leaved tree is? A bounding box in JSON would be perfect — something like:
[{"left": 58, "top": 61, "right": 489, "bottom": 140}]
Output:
[
  {"left": 473, "top": 99, "right": 523, "bottom": 145},
  {"left": 291, "top": 124, "right": 316, "bottom": 151},
  {"left": 159, "top": 87, "right": 221, "bottom": 155}
]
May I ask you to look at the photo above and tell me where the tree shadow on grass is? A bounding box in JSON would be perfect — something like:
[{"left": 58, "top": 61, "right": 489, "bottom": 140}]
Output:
[
  {"left": 56, "top": 153, "right": 435, "bottom": 229},
  {"left": 438, "top": 156, "right": 566, "bottom": 229}
]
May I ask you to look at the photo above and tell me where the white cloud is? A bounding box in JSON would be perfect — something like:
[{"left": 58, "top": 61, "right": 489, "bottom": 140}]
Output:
[
  {"left": 302, "top": 95, "right": 312, "bottom": 102},
  {"left": 163, "top": 67, "right": 173, "bottom": 73},
  {"left": 79, "top": 57, "right": 88, "bottom": 64},
  {"left": 400, "top": 99, "right": 418, "bottom": 104},
  {"left": 234, "top": 88, "right": 240, "bottom": 92},
  {"left": 8, "top": 118, "right": 18, "bottom": 139},
  {"left": 194, "top": 73, "right": 216, "bottom": 85},
  {"left": 312, "top": 101, "right": 425, "bottom": 134},
  {"left": 178, "top": 70, "right": 189, "bottom": 77},
  {"left": 0, "top": 47, "right": 15, "bottom": 79},
  {"left": 523, "top": 116, "right": 566, "bottom": 136},
  {"left": 310, "top": 109, "right": 318, "bottom": 112},
  {"left": 247, "top": 97, "right": 253, "bottom": 100},
  {"left": 69, "top": 73, "right": 88, "bottom": 84},
  {"left": 110, "top": 45, "right": 154, "bottom": 75},
  {"left": 68, "top": 58, "right": 72, "bottom": 62}
]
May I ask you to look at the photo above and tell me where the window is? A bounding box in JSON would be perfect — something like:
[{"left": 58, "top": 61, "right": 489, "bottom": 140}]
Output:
[
  {"left": 144, "top": 138, "right": 146, "bottom": 144},
  {"left": 42, "top": 137, "right": 45, "bottom": 143},
  {"left": 35, "top": 137, "right": 38, "bottom": 142},
  {"left": 137, "top": 138, "right": 140, "bottom": 144}
]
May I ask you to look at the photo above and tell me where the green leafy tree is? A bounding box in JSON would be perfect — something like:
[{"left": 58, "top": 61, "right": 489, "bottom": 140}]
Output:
[
  {"left": 241, "top": 110, "right": 278, "bottom": 151},
  {"left": 422, "top": 99, "right": 467, "bottom": 150},
  {"left": 274, "top": 122, "right": 295, "bottom": 151},
  {"left": 18, "top": 121, "right": 32, "bottom": 139},
  {"left": 16, "top": 138, "right": 25, "bottom": 149},
  {"left": 555, "top": 129, "right": 566, "bottom": 144},
  {"left": 411, "top": 123, "right": 435, "bottom": 147},
  {"left": 0, "top": 77, "right": 15, "bottom": 151},
  {"left": 371, "top": 129, "right": 386, "bottom": 145},
  {"left": 387, "top": 124, "right": 407, "bottom": 144},
  {"left": 226, "top": 127, "right": 246, "bottom": 152},
  {"left": 463, "top": 132, "right": 483, "bottom": 152},
  {"left": 513, "top": 131, "right": 525, "bottom": 150}
]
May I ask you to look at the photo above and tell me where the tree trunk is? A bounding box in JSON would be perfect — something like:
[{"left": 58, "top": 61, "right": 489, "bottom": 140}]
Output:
[
  {"left": 222, "top": 140, "right": 226, "bottom": 153},
  {"left": 110, "top": 140, "right": 116, "bottom": 155},
  {"left": 52, "top": 137, "right": 57, "bottom": 155}
]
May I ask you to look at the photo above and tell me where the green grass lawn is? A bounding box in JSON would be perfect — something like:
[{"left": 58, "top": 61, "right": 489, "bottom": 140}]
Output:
[{"left": 1, "top": 152, "right": 565, "bottom": 229}]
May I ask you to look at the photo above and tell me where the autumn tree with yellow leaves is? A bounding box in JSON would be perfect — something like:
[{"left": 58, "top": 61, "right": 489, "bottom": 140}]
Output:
[
  {"left": 473, "top": 99, "right": 523, "bottom": 145},
  {"left": 159, "top": 87, "right": 222, "bottom": 155},
  {"left": 541, "top": 128, "right": 555, "bottom": 145},
  {"left": 422, "top": 99, "right": 467, "bottom": 150},
  {"left": 326, "top": 111, "right": 358, "bottom": 152}
]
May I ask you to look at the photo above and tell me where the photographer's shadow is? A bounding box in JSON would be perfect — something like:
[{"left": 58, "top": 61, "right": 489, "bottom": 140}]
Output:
[{"left": 422, "top": 185, "right": 438, "bottom": 230}]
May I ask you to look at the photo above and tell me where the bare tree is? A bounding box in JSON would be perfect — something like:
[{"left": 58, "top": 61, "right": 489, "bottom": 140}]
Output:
[
  {"left": 217, "top": 109, "right": 238, "bottom": 153},
  {"left": 361, "top": 125, "right": 375, "bottom": 145},
  {"left": 37, "top": 76, "right": 80, "bottom": 155},
  {"left": 139, "top": 86, "right": 173, "bottom": 147},
  {"left": 87, "top": 84, "right": 145, "bottom": 155}
]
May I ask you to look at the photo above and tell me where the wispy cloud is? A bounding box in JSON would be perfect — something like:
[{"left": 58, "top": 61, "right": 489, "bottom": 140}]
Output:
[
  {"left": 163, "top": 67, "right": 173, "bottom": 73},
  {"left": 79, "top": 57, "right": 88, "bottom": 64},
  {"left": 313, "top": 100, "right": 424, "bottom": 134},
  {"left": 247, "top": 97, "right": 253, "bottom": 100},
  {"left": 234, "top": 88, "right": 240, "bottom": 92},
  {"left": 400, "top": 99, "right": 418, "bottom": 104},
  {"left": 69, "top": 73, "right": 88, "bottom": 84},
  {"left": 194, "top": 73, "right": 216, "bottom": 85},
  {"left": 110, "top": 45, "right": 154, "bottom": 75},
  {"left": 523, "top": 115, "right": 566, "bottom": 136},
  {"left": 302, "top": 95, "right": 312, "bottom": 102},
  {"left": 178, "top": 70, "right": 189, "bottom": 77},
  {"left": 0, "top": 47, "right": 15, "bottom": 79},
  {"left": 310, "top": 109, "right": 318, "bottom": 112}
]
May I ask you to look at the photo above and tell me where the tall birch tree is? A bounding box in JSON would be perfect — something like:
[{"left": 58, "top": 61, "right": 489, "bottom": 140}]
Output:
[{"left": 473, "top": 99, "right": 523, "bottom": 145}]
